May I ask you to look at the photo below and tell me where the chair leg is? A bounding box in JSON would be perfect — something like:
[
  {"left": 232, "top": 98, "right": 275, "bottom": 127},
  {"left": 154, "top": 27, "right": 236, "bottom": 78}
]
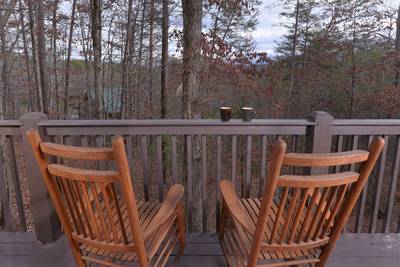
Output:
[
  {"left": 65, "top": 236, "right": 87, "bottom": 267},
  {"left": 176, "top": 203, "right": 186, "bottom": 253}
]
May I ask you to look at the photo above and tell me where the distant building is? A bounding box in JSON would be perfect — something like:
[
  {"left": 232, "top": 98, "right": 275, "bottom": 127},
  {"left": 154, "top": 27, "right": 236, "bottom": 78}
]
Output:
[{"left": 68, "top": 87, "right": 122, "bottom": 119}]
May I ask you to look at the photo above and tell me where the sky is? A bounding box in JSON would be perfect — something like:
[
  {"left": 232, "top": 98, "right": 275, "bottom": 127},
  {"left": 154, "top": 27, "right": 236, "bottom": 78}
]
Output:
[
  {"left": 253, "top": 0, "right": 400, "bottom": 55},
  {"left": 253, "top": 1, "right": 286, "bottom": 55}
]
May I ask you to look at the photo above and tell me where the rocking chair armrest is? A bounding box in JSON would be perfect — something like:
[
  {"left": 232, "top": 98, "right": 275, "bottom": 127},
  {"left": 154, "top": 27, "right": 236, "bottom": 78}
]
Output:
[
  {"left": 220, "top": 180, "right": 256, "bottom": 235},
  {"left": 143, "top": 184, "right": 184, "bottom": 240}
]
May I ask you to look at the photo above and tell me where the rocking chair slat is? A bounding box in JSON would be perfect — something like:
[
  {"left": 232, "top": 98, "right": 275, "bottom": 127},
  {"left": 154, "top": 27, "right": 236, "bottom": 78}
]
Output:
[
  {"left": 219, "top": 137, "right": 385, "bottom": 267},
  {"left": 26, "top": 128, "right": 186, "bottom": 267}
]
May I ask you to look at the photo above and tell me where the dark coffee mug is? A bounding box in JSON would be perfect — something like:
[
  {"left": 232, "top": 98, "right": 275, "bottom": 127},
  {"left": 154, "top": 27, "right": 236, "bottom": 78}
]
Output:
[
  {"left": 220, "top": 107, "right": 233, "bottom": 121},
  {"left": 242, "top": 107, "right": 256, "bottom": 121}
]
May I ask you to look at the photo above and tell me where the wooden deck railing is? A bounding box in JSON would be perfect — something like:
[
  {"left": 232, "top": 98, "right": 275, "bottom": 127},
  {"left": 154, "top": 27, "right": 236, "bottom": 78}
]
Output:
[{"left": 0, "top": 111, "right": 399, "bottom": 242}]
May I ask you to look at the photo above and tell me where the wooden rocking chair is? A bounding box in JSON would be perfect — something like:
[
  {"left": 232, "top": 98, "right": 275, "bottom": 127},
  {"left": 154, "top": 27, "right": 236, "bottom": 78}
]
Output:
[
  {"left": 27, "top": 129, "right": 186, "bottom": 267},
  {"left": 219, "top": 137, "right": 384, "bottom": 267}
]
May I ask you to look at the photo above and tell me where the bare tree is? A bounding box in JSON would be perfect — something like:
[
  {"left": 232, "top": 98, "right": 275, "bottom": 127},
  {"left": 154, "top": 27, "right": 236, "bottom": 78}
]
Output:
[
  {"left": 394, "top": 3, "right": 400, "bottom": 87},
  {"left": 287, "top": 0, "right": 300, "bottom": 115},
  {"left": 148, "top": 0, "right": 155, "bottom": 117},
  {"left": 161, "top": 0, "right": 168, "bottom": 119},
  {"left": 51, "top": 0, "right": 59, "bottom": 117},
  {"left": 0, "top": 0, "right": 18, "bottom": 118},
  {"left": 121, "top": 0, "right": 135, "bottom": 119},
  {"left": 64, "top": 0, "right": 77, "bottom": 119},
  {"left": 181, "top": 0, "right": 202, "bottom": 119},
  {"left": 181, "top": 0, "right": 203, "bottom": 232},
  {"left": 0, "top": 0, "right": 17, "bottom": 37},
  {"left": 36, "top": 0, "right": 50, "bottom": 114},
  {"left": 19, "top": 0, "right": 34, "bottom": 111},
  {"left": 135, "top": 0, "right": 147, "bottom": 118},
  {"left": 90, "top": 0, "right": 103, "bottom": 118},
  {"left": 27, "top": 0, "right": 42, "bottom": 111}
]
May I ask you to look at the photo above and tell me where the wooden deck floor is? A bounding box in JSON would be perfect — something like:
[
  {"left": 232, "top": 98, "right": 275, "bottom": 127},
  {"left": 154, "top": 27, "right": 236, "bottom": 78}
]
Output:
[{"left": 0, "top": 232, "right": 399, "bottom": 266}]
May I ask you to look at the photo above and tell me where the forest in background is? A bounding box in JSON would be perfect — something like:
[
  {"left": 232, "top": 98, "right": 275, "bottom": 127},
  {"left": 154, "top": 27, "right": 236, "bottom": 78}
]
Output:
[
  {"left": 1, "top": 0, "right": 400, "bottom": 234},
  {"left": 0, "top": 0, "right": 399, "bottom": 120}
]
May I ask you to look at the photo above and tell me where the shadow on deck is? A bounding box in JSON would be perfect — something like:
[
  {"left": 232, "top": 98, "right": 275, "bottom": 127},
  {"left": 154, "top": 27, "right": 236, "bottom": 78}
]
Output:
[{"left": 0, "top": 232, "right": 399, "bottom": 266}]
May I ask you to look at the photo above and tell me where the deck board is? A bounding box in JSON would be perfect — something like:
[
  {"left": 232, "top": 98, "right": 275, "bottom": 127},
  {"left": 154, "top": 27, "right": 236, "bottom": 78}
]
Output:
[{"left": 0, "top": 232, "right": 399, "bottom": 266}]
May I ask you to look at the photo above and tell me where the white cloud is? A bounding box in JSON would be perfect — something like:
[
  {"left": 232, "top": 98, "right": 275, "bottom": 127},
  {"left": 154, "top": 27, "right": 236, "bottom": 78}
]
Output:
[
  {"left": 253, "top": 0, "right": 286, "bottom": 54},
  {"left": 253, "top": 0, "right": 398, "bottom": 55}
]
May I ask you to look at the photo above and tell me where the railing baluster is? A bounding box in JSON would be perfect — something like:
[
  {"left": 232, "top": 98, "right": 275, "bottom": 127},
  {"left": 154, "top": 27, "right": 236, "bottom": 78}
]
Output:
[
  {"left": 231, "top": 135, "right": 237, "bottom": 187},
  {"left": 95, "top": 135, "right": 107, "bottom": 170},
  {"left": 350, "top": 135, "right": 359, "bottom": 171},
  {"left": 260, "top": 135, "right": 267, "bottom": 196},
  {"left": 245, "top": 135, "right": 252, "bottom": 197},
  {"left": 156, "top": 135, "right": 163, "bottom": 202},
  {"left": 201, "top": 135, "right": 207, "bottom": 232},
  {"left": 335, "top": 135, "right": 343, "bottom": 173},
  {"left": 79, "top": 136, "right": 90, "bottom": 170},
  {"left": 126, "top": 136, "right": 135, "bottom": 183},
  {"left": 216, "top": 135, "right": 222, "bottom": 229},
  {"left": 385, "top": 136, "right": 400, "bottom": 233},
  {"left": 290, "top": 135, "right": 298, "bottom": 175},
  {"left": 140, "top": 135, "right": 149, "bottom": 201},
  {"left": 80, "top": 135, "right": 88, "bottom": 146},
  {"left": 186, "top": 135, "right": 193, "bottom": 232},
  {"left": 357, "top": 135, "right": 373, "bottom": 233},
  {"left": 171, "top": 135, "right": 178, "bottom": 184},
  {"left": 370, "top": 135, "right": 388, "bottom": 233},
  {"left": 6, "top": 136, "right": 26, "bottom": 231},
  {"left": 0, "top": 137, "right": 12, "bottom": 230}
]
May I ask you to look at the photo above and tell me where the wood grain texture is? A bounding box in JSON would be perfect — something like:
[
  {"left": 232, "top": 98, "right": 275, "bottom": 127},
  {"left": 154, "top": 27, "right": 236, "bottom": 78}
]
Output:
[
  {"left": 219, "top": 137, "right": 385, "bottom": 267},
  {"left": 26, "top": 128, "right": 186, "bottom": 267}
]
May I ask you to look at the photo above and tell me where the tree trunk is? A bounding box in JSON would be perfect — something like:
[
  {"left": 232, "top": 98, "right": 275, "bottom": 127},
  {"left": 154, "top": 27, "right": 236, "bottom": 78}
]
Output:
[
  {"left": 181, "top": 0, "right": 203, "bottom": 232},
  {"left": 36, "top": 0, "right": 50, "bottom": 114},
  {"left": 148, "top": 0, "right": 155, "bottom": 118},
  {"left": 51, "top": 0, "right": 59, "bottom": 117},
  {"left": 64, "top": 0, "right": 77, "bottom": 119},
  {"left": 287, "top": 0, "right": 300, "bottom": 116},
  {"left": 161, "top": 0, "right": 168, "bottom": 119},
  {"left": 121, "top": 0, "right": 135, "bottom": 119},
  {"left": 394, "top": 3, "right": 400, "bottom": 87},
  {"left": 0, "top": 0, "right": 17, "bottom": 121},
  {"left": 79, "top": 15, "right": 91, "bottom": 118},
  {"left": 349, "top": 13, "right": 357, "bottom": 117},
  {"left": 1, "top": 32, "right": 9, "bottom": 119},
  {"left": 19, "top": 0, "right": 34, "bottom": 111},
  {"left": 160, "top": 0, "right": 169, "bottom": 204},
  {"left": 128, "top": 10, "right": 139, "bottom": 118},
  {"left": 90, "top": 0, "right": 103, "bottom": 119},
  {"left": 181, "top": 0, "right": 202, "bottom": 119},
  {"left": 27, "top": 0, "right": 42, "bottom": 111},
  {"left": 135, "top": 0, "right": 147, "bottom": 118}
]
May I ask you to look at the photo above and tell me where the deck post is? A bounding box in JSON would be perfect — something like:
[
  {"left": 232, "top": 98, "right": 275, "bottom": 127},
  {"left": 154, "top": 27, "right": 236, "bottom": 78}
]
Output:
[
  {"left": 305, "top": 111, "right": 334, "bottom": 174},
  {"left": 19, "top": 112, "right": 61, "bottom": 242}
]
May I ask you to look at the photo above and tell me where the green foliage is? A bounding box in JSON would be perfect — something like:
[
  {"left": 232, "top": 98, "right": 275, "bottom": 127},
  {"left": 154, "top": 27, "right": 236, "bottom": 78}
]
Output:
[{"left": 71, "top": 60, "right": 86, "bottom": 69}]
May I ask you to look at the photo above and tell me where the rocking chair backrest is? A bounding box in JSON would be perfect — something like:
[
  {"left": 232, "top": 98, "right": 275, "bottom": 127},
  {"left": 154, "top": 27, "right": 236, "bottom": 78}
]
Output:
[
  {"left": 249, "top": 137, "right": 385, "bottom": 266},
  {"left": 27, "top": 129, "right": 148, "bottom": 265}
]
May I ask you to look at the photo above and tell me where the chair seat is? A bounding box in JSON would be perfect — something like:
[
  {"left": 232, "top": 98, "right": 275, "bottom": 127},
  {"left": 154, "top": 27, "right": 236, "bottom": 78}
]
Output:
[
  {"left": 78, "top": 199, "right": 178, "bottom": 263},
  {"left": 220, "top": 198, "right": 321, "bottom": 266}
]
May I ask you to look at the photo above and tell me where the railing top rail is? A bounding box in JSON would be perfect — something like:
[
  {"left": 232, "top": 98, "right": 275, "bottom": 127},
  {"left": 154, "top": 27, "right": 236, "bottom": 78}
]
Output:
[
  {"left": 0, "top": 120, "right": 22, "bottom": 135},
  {"left": 331, "top": 119, "right": 400, "bottom": 135},
  {"left": 37, "top": 119, "right": 315, "bottom": 136},
  {"left": 38, "top": 119, "right": 316, "bottom": 127},
  {"left": 332, "top": 119, "right": 400, "bottom": 126},
  {"left": 0, "top": 120, "right": 22, "bottom": 127}
]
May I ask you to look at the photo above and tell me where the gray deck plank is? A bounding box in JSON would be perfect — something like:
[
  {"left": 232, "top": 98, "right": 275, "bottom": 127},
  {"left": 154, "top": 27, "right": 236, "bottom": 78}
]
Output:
[{"left": 0, "top": 233, "right": 399, "bottom": 267}]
